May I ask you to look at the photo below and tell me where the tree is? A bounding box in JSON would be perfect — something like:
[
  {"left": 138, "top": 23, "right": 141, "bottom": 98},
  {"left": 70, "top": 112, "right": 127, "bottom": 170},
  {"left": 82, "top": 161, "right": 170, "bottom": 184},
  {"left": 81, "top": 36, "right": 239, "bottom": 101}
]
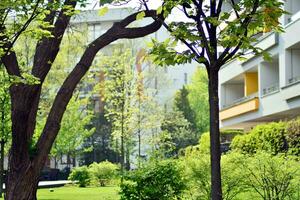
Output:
[
  {"left": 99, "top": 49, "right": 137, "bottom": 175},
  {"left": 50, "top": 96, "right": 95, "bottom": 168},
  {"left": 146, "top": 1, "right": 284, "bottom": 199},
  {"left": 160, "top": 110, "right": 195, "bottom": 157},
  {"left": 174, "top": 86, "right": 198, "bottom": 131},
  {"left": 187, "top": 67, "right": 209, "bottom": 134},
  {"left": 0, "top": 0, "right": 164, "bottom": 198}
]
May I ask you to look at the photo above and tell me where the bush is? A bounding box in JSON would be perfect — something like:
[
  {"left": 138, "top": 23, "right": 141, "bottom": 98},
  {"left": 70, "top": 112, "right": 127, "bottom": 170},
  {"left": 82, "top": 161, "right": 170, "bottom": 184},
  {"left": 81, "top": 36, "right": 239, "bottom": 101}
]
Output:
[
  {"left": 241, "top": 152, "right": 300, "bottom": 200},
  {"left": 182, "top": 152, "right": 247, "bottom": 200},
  {"left": 68, "top": 166, "right": 91, "bottom": 187},
  {"left": 182, "top": 151, "right": 300, "bottom": 200},
  {"left": 89, "top": 161, "right": 119, "bottom": 186},
  {"left": 195, "top": 130, "right": 242, "bottom": 154},
  {"left": 120, "top": 160, "right": 186, "bottom": 200},
  {"left": 231, "top": 122, "right": 287, "bottom": 155},
  {"left": 286, "top": 118, "right": 300, "bottom": 156}
]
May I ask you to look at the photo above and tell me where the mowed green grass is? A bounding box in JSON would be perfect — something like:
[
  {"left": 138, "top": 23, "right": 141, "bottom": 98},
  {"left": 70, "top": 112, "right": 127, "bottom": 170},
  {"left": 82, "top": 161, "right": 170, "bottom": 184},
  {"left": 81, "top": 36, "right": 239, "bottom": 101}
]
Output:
[{"left": 0, "top": 186, "right": 120, "bottom": 200}]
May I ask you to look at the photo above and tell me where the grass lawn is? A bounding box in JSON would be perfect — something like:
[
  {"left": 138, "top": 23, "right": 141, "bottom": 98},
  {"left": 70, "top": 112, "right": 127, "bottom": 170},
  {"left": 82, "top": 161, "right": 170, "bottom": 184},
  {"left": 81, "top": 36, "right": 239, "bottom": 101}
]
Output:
[{"left": 0, "top": 186, "right": 120, "bottom": 200}]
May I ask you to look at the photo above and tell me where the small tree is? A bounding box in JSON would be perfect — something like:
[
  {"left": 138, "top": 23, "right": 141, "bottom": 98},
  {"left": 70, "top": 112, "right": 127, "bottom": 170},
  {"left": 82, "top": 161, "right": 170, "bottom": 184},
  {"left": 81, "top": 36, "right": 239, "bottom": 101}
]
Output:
[
  {"left": 68, "top": 166, "right": 91, "bottom": 187},
  {"left": 89, "top": 161, "right": 119, "bottom": 186},
  {"left": 144, "top": 0, "right": 285, "bottom": 198},
  {"left": 242, "top": 152, "right": 300, "bottom": 200},
  {"left": 187, "top": 67, "right": 209, "bottom": 134},
  {"left": 120, "top": 160, "right": 186, "bottom": 200},
  {"left": 50, "top": 96, "right": 95, "bottom": 168},
  {"left": 99, "top": 49, "right": 137, "bottom": 175}
]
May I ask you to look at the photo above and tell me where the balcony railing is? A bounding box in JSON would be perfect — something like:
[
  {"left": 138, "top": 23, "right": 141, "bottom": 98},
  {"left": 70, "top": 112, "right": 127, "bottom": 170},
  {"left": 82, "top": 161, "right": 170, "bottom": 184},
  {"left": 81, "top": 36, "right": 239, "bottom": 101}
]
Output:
[
  {"left": 262, "top": 83, "right": 279, "bottom": 96},
  {"left": 222, "top": 92, "right": 258, "bottom": 110},
  {"left": 288, "top": 75, "right": 300, "bottom": 85},
  {"left": 287, "top": 10, "right": 300, "bottom": 24}
]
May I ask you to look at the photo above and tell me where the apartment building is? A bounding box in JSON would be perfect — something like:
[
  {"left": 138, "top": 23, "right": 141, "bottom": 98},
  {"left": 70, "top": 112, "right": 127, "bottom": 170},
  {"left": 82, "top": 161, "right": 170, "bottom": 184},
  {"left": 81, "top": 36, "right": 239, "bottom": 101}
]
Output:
[{"left": 219, "top": 0, "right": 300, "bottom": 130}]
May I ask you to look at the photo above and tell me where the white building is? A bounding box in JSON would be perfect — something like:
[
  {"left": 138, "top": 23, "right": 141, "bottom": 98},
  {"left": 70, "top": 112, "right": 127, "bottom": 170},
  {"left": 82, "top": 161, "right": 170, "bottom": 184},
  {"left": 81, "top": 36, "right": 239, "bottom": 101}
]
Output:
[{"left": 219, "top": 0, "right": 300, "bottom": 130}]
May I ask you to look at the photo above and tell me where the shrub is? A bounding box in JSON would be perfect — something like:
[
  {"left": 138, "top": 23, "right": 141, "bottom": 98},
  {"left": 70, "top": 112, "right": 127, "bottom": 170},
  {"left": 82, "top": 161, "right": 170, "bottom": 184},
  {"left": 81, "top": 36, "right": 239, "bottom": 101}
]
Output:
[
  {"left": 241, "top": 152, "right": 300, "bottom": 200},
  {"left": 182, "top": 152, "right": 247, "bottom": 200},
  {"left": 68, "top": 166, "right": 91, "bottom": 187},
  {"left": 196, "top": 130, "right": 242, "bottom": 154},
  {"left": 182, "top": 151, "right": 300, "bottom": 200},
  {"left": 231, "top": 122, "right": 287, "bottom": 155},
  {"left": 89, "top": 161, "right": 119, "bottom": 186},
  {"left": 120, "top": 160, "right": 186, "bottom": 200},
  {"left": 286, "top": 118, "right": 300, "bottom": 156}
]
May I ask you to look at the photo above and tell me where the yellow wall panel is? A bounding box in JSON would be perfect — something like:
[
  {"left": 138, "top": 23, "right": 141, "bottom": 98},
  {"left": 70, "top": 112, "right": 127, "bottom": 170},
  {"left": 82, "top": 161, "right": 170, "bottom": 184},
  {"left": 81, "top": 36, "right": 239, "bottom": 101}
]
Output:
[{"left": 244, "top": 72, "right": 258, "bottom": 96}]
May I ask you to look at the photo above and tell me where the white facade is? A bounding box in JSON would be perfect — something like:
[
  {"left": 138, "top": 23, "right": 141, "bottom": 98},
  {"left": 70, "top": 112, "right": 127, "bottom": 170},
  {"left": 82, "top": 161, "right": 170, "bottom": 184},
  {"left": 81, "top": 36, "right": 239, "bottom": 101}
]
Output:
[{"left": 219, "top": 0, "right": 300, "bottom": 130}]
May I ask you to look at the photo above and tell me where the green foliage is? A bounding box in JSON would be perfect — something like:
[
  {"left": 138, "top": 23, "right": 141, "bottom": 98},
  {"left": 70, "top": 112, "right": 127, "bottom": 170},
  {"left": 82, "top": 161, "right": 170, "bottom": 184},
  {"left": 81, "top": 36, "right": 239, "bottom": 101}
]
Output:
[
  {"left": 286, "top": 118, "right": 300, "bottom": 156},
  {"left": 69, "top": 166, "right": 91, "bottom": 187},
  {"left": 186, "top": 68, "right": 209, "bottom": 134},
  {"left": 182, "top": 151, "right": 300, "bottom": 200},
  {"left": 148, "top": 1, "right": 285, "bottom": 66},
  {"left": 194, "top": 130, "right": 242, "bottom": 155},
  {"left": 31, "top": 29, "right": 94, "bottom": 160},
  {"left": 120, "top": 160, "right": 186, "bottom": 200},
  {"left": 182, "top": 152, "right": 247, "bottom": 200},
  {"left": 174, "top": 86, "right": 197, "bottom": 131},
  {"left": 198, "top": 132, "right": 210, "bottom": 154},
  {"left": 89, "top": 161, "right": 119, "bottom": 187},
  {"left": 98, "top": 49, "right": 137, "bottom": 171},
  {"left": 50, "top": 96, "right": 95, "bottom": 158},
  {"left": 159, "top": 110, "right": 194, "bottom": 157},
  {"left": 0, "top": 68, "right": 11, "bottom": 147},
  {"left": 240, "top": 152, "right": 300, "bottom": 200},
  {"left": 147, "top": 38, "right": 194, "bottom": 66},
  {"left": 231, "top": 122, "right": 287, "bottom": 155}
]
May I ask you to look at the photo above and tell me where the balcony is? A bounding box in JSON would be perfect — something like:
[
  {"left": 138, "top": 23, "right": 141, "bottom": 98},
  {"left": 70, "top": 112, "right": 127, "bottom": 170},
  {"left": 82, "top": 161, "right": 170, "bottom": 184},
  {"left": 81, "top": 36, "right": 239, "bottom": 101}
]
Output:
[
  {"left": 220, "top": 95, "right": 259, "bottom": 120},
  {"left": 220, "top": 70, "right": 259, "bottom": 120},
  {"left": 260, "top": 56, "right": 279, "bottom": 97}
]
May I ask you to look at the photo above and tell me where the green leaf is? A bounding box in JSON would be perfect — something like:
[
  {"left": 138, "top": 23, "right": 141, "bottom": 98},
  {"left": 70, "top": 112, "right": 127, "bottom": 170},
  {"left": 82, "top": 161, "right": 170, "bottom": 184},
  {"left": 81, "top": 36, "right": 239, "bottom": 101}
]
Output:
[
  {"left": 98, "top": 6, "right": 108, "bottom": 16},
  {"left": 136, "top": 11, "right": 146, "bottom": 20},
  {"left": 157, "top": 6, "right": 163, "bottom": 15}
]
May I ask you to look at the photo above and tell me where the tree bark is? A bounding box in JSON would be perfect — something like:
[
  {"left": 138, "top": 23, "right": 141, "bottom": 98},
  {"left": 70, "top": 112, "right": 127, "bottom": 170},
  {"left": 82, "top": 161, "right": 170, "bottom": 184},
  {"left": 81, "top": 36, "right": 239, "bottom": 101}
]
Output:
[
  {"left": 208, "top": 70, "right": 222, "bottom": 200},
  {"left": 5, "top": 163, "right": 40, "bottom": 200}
]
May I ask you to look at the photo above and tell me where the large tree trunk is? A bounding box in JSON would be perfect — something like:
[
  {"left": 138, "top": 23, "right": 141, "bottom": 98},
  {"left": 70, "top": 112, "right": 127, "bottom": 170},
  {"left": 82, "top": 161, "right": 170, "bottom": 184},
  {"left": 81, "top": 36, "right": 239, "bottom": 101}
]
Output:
[
  {"left": 5, "top": 85, "right": 42, "bottom": 200},
  {"left": 208, "top": 70, "right": 222, "bottom": 200},
  {"left": 5, "top": 166, "right": 40, "bottom": 200}
]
